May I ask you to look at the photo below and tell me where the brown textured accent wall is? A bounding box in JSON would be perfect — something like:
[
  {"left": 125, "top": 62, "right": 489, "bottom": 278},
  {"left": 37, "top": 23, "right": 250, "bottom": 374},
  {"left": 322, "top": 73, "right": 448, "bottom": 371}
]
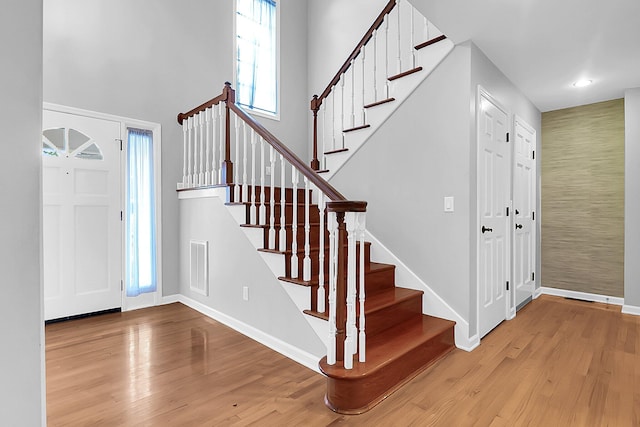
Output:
[{"left": 541, "top": 99, "right": 625, "bottom": 297}]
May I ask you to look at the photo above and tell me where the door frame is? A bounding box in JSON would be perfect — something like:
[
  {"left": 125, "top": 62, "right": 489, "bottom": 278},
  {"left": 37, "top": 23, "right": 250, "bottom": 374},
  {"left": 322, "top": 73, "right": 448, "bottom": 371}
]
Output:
[
  {"left": 512, "top": 115, "right": 537, "bottom": 311},
  {"left": 475, "top": 86, "right": 513, "bottom": 339},
  {"left": 43, "top": 102, "right": 163, "bottom": 312}
]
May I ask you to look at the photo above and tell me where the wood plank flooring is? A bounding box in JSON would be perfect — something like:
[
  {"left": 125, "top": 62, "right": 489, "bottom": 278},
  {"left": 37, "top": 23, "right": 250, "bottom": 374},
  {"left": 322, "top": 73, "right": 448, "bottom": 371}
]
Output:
[{"left": 46, "top": 295, "right": 640, "bottom": 426}]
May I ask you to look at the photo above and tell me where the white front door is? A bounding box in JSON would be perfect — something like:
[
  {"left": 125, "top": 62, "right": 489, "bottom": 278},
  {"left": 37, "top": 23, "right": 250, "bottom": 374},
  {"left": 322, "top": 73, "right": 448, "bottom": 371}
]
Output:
[
  {"left": 513, "top": 117, "right": 536, "bottom": 309},
  {"left": 478, "top": 90, "right": 510, "bottom": 338},
  {"left": 42, "top": 110, "right": 122, "bottom": 320}
]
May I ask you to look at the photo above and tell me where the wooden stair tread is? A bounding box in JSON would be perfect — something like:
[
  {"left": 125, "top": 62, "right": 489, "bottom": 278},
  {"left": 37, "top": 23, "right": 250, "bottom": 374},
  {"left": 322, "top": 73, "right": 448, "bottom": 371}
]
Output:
[
  {"left": 319, "top": 315, "right": 455, "bottom": 378},
  {"left": 325, "top": 148, "right": 348, "bottom": 155},
  {"left": 259, "top": 241, "right": 371, "bottom": 257},
  {"left": 304, "top": 287, "right": 422, "bottom": 321},
  {"left": 388, "top": 66, "right": 423, "bottom": 81},
  {"left": 343, "top": 124, "right": 371, "bottom": 133},
  {"left": 364, "top": 98, "right": 395, "bottom": 109},
  {"left": 414, "top": 34, "right": 447, "bottom": 50},
  {"left": 240, "top": 222, "right": 322, "bottom": 229},
  {"left": 280, "top": 261, "right": 393, "bottom": 288}
]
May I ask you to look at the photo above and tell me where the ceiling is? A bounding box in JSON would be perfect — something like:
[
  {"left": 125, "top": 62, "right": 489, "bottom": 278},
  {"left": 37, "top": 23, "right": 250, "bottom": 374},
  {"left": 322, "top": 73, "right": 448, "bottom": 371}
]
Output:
[{"left": 414, "top": 0, "right": 640, "bottom": 112}]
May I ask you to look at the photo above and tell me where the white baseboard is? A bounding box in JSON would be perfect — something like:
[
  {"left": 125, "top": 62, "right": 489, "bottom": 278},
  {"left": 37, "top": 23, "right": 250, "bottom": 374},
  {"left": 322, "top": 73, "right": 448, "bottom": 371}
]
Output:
[
  {"left": 161, "top": 294, "right": 180, "bottom": 305},
  {"left": 541, "top": 287, "right": 624, "bottom": 306},
  {"left": 175, "top": 295, "right": 321, "bottom": 373},
  {"left": 533, "top": 287, "right": 543, "bottom": 299},
  {"left": 622, "top": 305, "right": 640, "bottom": 316}
]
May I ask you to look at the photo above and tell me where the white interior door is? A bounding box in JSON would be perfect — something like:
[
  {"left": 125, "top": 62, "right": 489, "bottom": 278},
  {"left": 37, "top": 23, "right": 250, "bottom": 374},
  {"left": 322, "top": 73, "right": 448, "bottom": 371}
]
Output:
[
  {"left": 513, "top": 117, "right": 536, "bottom": 309},
  {"left": 43, "top": 110, "right": 122, "bottom": 320},
  {"left": 478, "top": 90, "right": 510, "bottom": 338}
]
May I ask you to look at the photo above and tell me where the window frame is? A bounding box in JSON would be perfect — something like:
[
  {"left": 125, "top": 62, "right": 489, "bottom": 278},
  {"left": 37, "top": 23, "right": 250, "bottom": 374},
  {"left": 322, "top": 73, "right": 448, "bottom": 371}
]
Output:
[{"left": 233, "top": 0, "right": 281, "bottom": 121}]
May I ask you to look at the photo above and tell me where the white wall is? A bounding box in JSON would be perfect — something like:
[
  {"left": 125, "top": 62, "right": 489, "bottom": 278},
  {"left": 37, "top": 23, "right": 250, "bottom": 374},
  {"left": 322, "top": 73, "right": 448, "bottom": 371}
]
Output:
[
  {"left": 43, "top": 0, "right": 309, "bottom": 296},
  {"left": 0, "top": 0, "right": 45, "bottom": 424},
  {"left": 625, "top": 88, "right": 640, "bottom": 308},
  {"left": 179, "top": 196, "right": 326, "bottom": 358}
]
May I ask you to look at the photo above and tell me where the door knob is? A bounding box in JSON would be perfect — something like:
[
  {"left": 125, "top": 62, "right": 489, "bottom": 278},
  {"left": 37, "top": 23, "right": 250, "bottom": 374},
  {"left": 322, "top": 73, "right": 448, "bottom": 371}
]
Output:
[
  {"left": 515, "top": 224, "right": 523, "bottom": 229},
  {"left": 516, "top": 209, "right": 520, "bottom": 215},
  {"left": 482, "top": 225, "right": 493, "bottom": 233}
]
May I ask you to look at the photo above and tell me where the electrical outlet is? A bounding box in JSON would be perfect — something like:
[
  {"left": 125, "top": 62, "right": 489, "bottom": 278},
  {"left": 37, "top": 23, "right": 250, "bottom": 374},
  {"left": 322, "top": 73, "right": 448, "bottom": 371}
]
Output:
[{"left": 243, "top": 286, "right": 249, "bottom": 301}]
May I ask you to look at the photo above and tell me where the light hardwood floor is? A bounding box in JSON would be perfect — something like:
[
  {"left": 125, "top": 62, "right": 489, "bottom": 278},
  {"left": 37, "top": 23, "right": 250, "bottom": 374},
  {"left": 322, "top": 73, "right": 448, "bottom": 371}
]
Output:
[{"left": 46, "top": 295, "right": 640, "bottom": 426}]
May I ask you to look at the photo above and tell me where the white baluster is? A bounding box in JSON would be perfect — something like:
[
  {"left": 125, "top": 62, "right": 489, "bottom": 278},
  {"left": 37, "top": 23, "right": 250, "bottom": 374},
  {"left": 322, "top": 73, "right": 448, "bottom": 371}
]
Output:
[
  {"left": 250, "top": 129, "right": 257, "bottom": 225},
  {"left": 326, "top": 211, "right": 337, "bottom": 365},
  {"left": 234, "top": 114, "right": 241, "bottom": 202},
  {"left": 424, "top": 17, "right": 429, "bottom": 42},
  {"left": 211, "top": 106, "right": 218, "bottom": 185},
  {"left": 205, "top": 108, "right": 212, "bottom": 185},
  {"left": 385, "top": 14, "right": 390, "bottom": 98},
  {"left": 350, "top": 60, "right": 355, "bottom": 128},
  {"left": 199, "top": 111, "right": 205, "bottom": 185},
  {"left": 303, "top": 176, "right": 311, "bottom": 281},
  {"left": 193, "top": 114, "right": 199, "bottom": 186},
  {"left": 357, "top": 212, "right": 367, "bottom": 363},
  {"left": 268, "top": 146, "right": 276, "bottom": 249},
  {"left": 218, "top": 103, "right": 224, "bottom": 184},
  {"left": 259, "top": 137, "right": 266, "bottom": 225},
  {"left": 410, "top": 3, "right": 416, "bottom": 68},
  {"left": 332, "top": 88, "right": 337, "bottom": 151},
  {"left": 290, "top": 168, "right": 299, "bottom": 278},
  {"left": 397, "top": 0, "right": 402, "bottom": 74},
  {"left": 373, "top": 28, "right": 378, "bottom": 103},
  {"left": 187, "top": 117, "right": 193, "bottom": 187},
  {"left": 242, "top": 122, "right": 248, "bottom": 203},
  {"left": 361, "top": 47, "right": 366, "bottom": 124},
  {"left": 340, "top": 74, "right": 345, "bottom": 148},
  {"left": 322, "top": 101, "right": 327, "bottom": 169},
  {"left": 182, "top": 118, "right": 188, "bottom": 187},
  {"left": 344, "top": 212, "right": 358, "bottom": 369},
  {"left": 318, "top": 193, "right": 326, "bottom": 313},
  {"left": 279, "top": 154, "right": 286, "bottom": 251}
]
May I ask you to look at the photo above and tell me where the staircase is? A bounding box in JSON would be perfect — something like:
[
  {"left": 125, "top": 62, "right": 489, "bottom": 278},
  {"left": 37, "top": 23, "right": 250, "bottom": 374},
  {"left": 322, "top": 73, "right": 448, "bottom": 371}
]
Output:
[
  {"left": 231, "top": 185, "right": 455, "bottom": 414},
  {"left": 175, "top": 0, "right": 457, "bottom": 415}
]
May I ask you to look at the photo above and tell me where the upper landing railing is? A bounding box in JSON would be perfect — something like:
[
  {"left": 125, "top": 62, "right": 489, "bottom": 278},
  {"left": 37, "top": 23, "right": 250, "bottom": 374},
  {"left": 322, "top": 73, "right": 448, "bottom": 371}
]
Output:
[{"left": 309, "top": 0, "right": 444, "bottom": 170}]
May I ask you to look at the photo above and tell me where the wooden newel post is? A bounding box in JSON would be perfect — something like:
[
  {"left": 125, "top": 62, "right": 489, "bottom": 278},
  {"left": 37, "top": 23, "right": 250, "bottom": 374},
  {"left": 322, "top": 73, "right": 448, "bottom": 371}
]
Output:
[
  {"left": 334, "top": 211, "right": 347, "bottom": 362},
  {"left": 310, "top": 95, "right": 320, "bottom": 171},
  {"left": 222, "top": 82, "right": 235, "bottom": 185},
  {"left": 327, "top": 200, "right": 367, "bottom": 366}
]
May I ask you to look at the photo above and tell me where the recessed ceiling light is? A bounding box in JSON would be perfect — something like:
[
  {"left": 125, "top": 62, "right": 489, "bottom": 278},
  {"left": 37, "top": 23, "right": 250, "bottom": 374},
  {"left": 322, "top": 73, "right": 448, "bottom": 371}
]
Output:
[{"left": 573, "top": 79, "right": 593, "bottom": 88}]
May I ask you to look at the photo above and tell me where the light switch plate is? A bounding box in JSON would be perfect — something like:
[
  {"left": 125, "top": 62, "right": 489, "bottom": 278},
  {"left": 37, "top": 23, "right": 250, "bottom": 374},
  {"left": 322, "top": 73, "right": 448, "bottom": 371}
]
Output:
[{"left": 444, "top": 196, "right": 454, "bottom": 212}]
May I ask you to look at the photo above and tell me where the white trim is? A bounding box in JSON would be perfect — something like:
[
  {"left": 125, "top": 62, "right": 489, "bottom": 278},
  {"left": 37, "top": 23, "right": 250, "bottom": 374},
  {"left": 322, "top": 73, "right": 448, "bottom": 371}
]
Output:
[
  {"left": 533, "top": 286, "right": 543, "bottom": 299},
  {"left": 43, "top": 103, "right": 164, "bottom": 311},
  {"left": 541, "top": 286, "right": 624, "bottom": 306},
  {"left": 177, "top": 187, "right": 228, "bottom": 200},
  {"left": 364, "top": 230, "right": 476, "bottom": 351},
  {"left": 622, "top": 305, "right": 640, "bottom": 316},
  {"left": 176, "top": 295, "right": 321, "bottom": 373}
]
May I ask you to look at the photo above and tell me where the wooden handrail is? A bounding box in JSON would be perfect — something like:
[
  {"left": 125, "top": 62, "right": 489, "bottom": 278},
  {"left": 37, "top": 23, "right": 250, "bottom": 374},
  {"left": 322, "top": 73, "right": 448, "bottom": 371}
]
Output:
[
  {"left": 311, "top": 0, "right": 396, "bottom": 109},
  {"left": 177, "top": 83, "right": 233, "bottom": 125},
  {"left": 228, "top": 98, "right": 349, "bottom": 202}
]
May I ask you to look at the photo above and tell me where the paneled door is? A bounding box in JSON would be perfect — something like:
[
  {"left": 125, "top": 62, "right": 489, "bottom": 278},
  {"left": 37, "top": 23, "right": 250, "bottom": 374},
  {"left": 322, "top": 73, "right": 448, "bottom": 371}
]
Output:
[
  {"left": 513, "top": 117, "right": 536, "bottom": 309},
  {"left": 477, "top": 90, "right": 510, "bottom": 338},
  {"left": 42, "top": 109, "right": 122, "bottom": 320}
]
